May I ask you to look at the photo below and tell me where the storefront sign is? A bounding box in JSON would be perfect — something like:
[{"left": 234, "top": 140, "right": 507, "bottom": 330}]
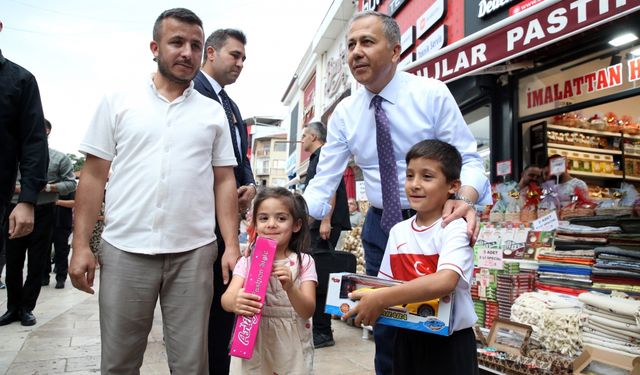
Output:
[
  {"left": 519, "top": 50, "right": 640, "bottom": 117},
  {"left": 510, "top": 0, "right": 547, "bottom": 15},
  {"left": 526, "top": 64, "right": 624, "bottom": 110},
  {"left": 496, "top": 160, "right": 512, "bottom": 176},
  {"left": 406, "top": 0, "right": 640, "bottom": 83},
  {"left": 387, "top": 0, "right": 409, "bottom": 16},
  {"left": 362, "top": 0, "right": 382, "bottom": 11},
  {"left": 303, "top": 75, "right": 316, "bottom": 125},
  {"left": 401, "top": 26, "right": 415, "bottom": 54},
  {"left": 479, "top": 0, "right": 515, "bottom": 18},
  {"left": 399, "top": 52, "right": 415, "bottom": 69},
  {"left": 324, "top": 45, "right": 349, "bottom": 103},
  {"left": 416, "top": 0, "right": 446, "bottom": 39},
  {"left": 416, "top": 25, "right": 447, "bottom": 60}
]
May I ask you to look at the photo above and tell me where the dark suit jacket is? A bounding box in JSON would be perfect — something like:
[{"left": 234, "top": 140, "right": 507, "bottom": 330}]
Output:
[{"left": 193, "top": 70, "right": 255, "bottom": 187}]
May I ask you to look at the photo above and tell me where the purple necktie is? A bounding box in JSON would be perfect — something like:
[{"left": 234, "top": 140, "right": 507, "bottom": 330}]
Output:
[{"left": 371, "top": 95, "right": 402, "bottom": 233}]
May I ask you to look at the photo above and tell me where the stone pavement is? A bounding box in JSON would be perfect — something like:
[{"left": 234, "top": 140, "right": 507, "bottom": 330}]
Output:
[{"left": 0, "top": 271, "right": 375, "bottom": 374}]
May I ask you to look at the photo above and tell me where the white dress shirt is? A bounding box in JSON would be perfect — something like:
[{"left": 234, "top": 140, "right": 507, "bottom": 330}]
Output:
[
  {"left": 304, "top": 71, "right": 491, "bottom": 219},
  {"left": 79, "top": 76, "right": 237, "bottom": 254}
]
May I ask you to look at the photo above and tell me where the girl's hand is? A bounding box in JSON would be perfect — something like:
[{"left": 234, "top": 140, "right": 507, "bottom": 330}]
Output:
[
  {"left": 233, "top": 288, "right": 263, "bottom": 317},
  {"left": 272, "top": 264, "right": 293, "bottom": 291}
]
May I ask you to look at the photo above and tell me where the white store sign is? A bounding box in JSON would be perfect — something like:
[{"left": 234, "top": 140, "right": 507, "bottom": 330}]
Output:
[
  {"left": 416, "top": 0, "right": 445, "bottom": 38},
  {"left": 401, "top": 26, "right": 415, "bottom": 54},
  {"left": 416, "top": 25, "right": 446, "bottom": 60}
]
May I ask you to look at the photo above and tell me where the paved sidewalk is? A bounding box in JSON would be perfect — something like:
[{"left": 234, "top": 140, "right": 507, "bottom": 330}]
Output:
[{"left": 0, "top": 271, "right": 375, "bottom": 374}]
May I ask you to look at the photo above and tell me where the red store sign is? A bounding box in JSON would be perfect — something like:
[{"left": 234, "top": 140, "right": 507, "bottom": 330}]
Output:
[{"left": 405, "top": 0, "right": 640, "bottom": 82}]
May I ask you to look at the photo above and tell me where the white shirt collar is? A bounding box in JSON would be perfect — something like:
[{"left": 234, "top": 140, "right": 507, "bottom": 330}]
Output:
[
  {"left": 365, "top": 70, "right": 400, "bottom": 106},
  {"left": 201, "top": 70, "right": 223, "bottom": 95},
  {"left": 147, "top": 73, "right": 195, "bottom": 102}
]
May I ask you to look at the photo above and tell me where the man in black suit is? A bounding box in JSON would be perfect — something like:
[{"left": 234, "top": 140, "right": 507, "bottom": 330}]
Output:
[{"left": 193, "top": 28, "right": 256, "bottom": 375}]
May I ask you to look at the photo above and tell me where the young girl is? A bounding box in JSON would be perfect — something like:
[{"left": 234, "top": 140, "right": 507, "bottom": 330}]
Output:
[{"left": 222, "top": 187, "right": 317, "bottom": 374}]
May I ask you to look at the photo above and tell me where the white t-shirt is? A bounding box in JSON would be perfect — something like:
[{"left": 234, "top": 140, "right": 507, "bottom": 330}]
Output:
[
  {"left": 79, "top": 77, "right": 237, "bottom": 254},
  {"left": 378, "top": 217, "right": 477, "bottom": 332}
]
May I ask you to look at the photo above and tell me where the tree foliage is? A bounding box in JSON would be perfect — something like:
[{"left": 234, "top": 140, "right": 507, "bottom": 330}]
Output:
[{"left": 67, "top": 153, "right": 86, "bottom": 172}]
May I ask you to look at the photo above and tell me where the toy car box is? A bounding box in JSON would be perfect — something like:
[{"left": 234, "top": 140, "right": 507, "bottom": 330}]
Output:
[{"left": 325, "top": 272, "right": 454, "bottom": 336}]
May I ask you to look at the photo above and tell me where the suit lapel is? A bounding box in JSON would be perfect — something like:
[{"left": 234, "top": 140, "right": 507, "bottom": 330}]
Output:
[{"left": 195, "top": 71, "right": 220, "bottom": 102}]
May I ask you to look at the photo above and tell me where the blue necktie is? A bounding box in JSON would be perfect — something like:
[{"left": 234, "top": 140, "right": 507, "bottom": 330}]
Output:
[
  {"left": 371, "top": 95, "right": 402, "bottom": 233},
  {"left": 219, "top": 89, "right": 242, "bottom": 163}
]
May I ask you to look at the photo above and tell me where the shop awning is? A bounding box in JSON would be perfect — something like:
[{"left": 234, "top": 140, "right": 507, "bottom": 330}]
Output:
[{"left": 404, "top": 0, "right": 640, "bottom": 83}]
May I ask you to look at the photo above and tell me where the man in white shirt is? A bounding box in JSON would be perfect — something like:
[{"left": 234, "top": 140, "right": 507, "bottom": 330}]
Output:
[
  {"left": 302, "top": 10, "right": 490, "bottom": 375},
  {"left": 68, "top": 8, "right": 240, "bottom": 374}
]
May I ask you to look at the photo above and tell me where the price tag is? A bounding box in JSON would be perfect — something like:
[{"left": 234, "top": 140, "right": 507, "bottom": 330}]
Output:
[
  {"left": 549, "top": 156, "right": 566, "bottom": 176},
  {"left": 532, "top": 212, "right": 559, "bottom": 231},
  {"left": 355, "top": 181, "right": 367, "bottom": 201},
  {"left": 477, "top": 247, "right": 503, "bottom": 269},
  {"left": 496, "top": 160, "right": 512, "bottom": 177}
]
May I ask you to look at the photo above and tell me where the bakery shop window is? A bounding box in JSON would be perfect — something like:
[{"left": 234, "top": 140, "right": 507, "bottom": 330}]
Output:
[{"left": 520, "top": 45, "right": 640, "bottom": 184}]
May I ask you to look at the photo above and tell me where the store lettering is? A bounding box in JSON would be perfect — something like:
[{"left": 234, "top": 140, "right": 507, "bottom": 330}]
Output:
[
  {"left": 362, "top": 0, "right": 381, "bottom": 11},
  {"left": 506, "top": 0, "right": 628, "bottom": 52},
  {"left": 527, "top": 64, "right": 623, "bottom": 109},
  {"left": 629, "top": 56, "right": 640, "bottom": 82},
  {"left": 415, "top": 43, "right": 487, "bottom": 80},
  {"left": 478, "top": 0, "right": 514, "bottom": 18}
]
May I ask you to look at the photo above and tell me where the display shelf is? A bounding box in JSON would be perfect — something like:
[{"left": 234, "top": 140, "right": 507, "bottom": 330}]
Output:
[
  {"left": 625, "top": 133, "right": 640, "bottom": 140},
  {"left": 478, "top": 364, "right": 505, "bottom": 374},
  {"left": 547, "top": 123, "right": 622, "bottom": 137},
  {"left": 626, "top": 175, "right": 640, "bottom": 182},
  {"left": 547, "top": 143, "right": 622, "bottom": 155},
  {"left": 570, "top": 170, "right": 623, "bottom": 179}
]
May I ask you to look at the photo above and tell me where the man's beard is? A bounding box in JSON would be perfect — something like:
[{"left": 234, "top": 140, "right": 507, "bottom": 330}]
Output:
[{"left": 157, "top": 57, "right": 195, "bottom": 85}]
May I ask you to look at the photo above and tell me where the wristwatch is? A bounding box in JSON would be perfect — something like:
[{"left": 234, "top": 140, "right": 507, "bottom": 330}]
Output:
[{"left": 455, "top": 194, "right": 476, "bottom": 209}]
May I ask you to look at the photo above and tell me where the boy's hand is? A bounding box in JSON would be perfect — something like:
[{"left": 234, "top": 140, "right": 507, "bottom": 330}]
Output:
[
  {"left": 272, "top": 264, "right": 293, "bottom": 291},
  {"left": 341, "top": 289, "right": 385, "bottom": 327},
  {"left": 233, "top": 288, "right": 263, "bottom": 317}
]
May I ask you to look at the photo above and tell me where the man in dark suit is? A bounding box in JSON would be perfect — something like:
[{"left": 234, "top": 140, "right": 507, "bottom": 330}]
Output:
[{"left": 193, "top": 28, "right": 256, "bottom": 375}]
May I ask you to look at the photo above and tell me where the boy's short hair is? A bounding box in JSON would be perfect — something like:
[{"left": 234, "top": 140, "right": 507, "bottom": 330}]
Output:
[{"left": 405, "top": 140, "right": 462, "bottom": 183}]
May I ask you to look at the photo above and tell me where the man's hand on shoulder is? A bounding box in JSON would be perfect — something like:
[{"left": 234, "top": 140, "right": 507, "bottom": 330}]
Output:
[{"left": 8, "top": 202, "right": 35, "bottom": 239}]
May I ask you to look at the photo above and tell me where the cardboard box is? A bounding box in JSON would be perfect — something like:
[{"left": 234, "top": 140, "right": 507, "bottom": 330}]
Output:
[{"left": 324, "top": 272, "right": 454, "bottom": 336}]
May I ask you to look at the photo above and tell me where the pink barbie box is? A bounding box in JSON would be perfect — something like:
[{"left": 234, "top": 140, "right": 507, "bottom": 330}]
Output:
[{"left": 229, "top": 237, "right": 278, "bottom": 359}]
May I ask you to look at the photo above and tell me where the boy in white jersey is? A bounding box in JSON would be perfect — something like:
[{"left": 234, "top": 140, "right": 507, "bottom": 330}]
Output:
[{"left": 343, "top": 139, "right": 478, "bottom": 374}]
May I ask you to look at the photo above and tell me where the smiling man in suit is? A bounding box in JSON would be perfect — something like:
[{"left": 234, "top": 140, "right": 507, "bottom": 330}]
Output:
[{"left": 193, "top": 28, "right": 256, "bottom": 375}]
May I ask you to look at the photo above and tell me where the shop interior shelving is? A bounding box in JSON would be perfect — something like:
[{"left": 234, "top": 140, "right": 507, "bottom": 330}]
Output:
[{"left": 531, "top": 121, "right": 640, "bottom": 184}]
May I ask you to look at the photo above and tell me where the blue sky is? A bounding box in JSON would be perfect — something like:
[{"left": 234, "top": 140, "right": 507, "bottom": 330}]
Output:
[{"left": 0, "top": 0, "right": 333, "bottom": 154}]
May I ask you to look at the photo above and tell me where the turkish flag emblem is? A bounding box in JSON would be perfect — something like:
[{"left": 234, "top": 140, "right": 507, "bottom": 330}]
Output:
[{"left": 389, "top": 253, "right": 439, "bottom": 281}]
